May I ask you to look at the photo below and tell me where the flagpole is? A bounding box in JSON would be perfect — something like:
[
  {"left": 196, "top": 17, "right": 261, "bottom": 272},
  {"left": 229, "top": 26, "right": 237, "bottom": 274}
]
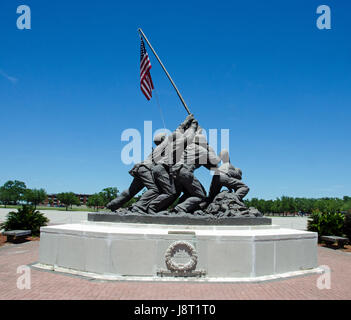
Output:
[{"left": 138, "top": 28, "right": 191, "bottom": 115}]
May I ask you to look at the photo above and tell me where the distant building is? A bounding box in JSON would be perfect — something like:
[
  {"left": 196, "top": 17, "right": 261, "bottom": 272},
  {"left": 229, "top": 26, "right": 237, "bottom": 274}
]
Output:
[{"left": 42, "top": 194, "right": 92, "bottom": 207}]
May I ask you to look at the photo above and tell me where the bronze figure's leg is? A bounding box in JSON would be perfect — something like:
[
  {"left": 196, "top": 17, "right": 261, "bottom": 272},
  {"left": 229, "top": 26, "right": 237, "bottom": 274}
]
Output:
[
  {"left": 174, "top": 168, "right": 206, "bottom": 213},
  {"left": 131, "top": 165, "right": 160, "bottom": 213},
  {"left": 148, "top": 164, "right": 178, "bottom": 213}
]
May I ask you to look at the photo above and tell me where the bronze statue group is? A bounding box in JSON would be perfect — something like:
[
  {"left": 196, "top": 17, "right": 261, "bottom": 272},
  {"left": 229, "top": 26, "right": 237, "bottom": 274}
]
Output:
[{"left": 107, "top": 115, "right": 250, "bottom": 215}]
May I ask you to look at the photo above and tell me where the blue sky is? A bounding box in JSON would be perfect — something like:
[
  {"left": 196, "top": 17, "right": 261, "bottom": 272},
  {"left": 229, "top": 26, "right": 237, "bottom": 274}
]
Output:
[{"left": 0, "top": 0, "right": 350, "bottom": 199}]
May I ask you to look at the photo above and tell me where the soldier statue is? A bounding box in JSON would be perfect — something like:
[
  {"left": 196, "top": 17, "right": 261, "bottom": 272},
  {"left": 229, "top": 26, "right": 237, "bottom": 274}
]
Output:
[{"left": 208, "top": 149, "right": 249, "bottom": 206}]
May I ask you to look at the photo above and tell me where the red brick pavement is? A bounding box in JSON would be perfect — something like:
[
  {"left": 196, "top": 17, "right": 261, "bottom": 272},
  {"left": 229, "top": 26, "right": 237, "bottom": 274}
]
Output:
[{"left": 0, "top": 241, "right": 350, "bottom": 300}]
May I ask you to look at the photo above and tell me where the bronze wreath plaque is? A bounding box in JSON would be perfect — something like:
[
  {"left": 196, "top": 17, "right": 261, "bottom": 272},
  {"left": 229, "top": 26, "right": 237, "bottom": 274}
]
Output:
[
  {"left": 157, "top": 240, "right": 206, "bottom": 277},
  {"left": 165, "top": 241, "right": 198, "bottom": 272}
]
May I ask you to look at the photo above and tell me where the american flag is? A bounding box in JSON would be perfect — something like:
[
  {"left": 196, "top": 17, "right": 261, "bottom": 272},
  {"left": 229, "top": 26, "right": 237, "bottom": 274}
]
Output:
[{"left": 140, "top": 37, "right": 154, "bottom": 100}]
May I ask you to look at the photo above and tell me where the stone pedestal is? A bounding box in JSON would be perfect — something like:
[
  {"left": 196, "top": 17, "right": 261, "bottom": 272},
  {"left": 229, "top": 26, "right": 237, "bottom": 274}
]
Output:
[
  {"left": 35, "top": 221, "right": 320, "bottom": 282},
  {"left": 88, "top": 211, "right": 272, "bottom": 225}
]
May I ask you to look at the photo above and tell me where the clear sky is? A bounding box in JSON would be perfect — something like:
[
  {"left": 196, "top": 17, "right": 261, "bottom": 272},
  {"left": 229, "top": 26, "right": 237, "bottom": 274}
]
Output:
[{"left": 0, "top": 0, "right": 350, "bottom": 199}]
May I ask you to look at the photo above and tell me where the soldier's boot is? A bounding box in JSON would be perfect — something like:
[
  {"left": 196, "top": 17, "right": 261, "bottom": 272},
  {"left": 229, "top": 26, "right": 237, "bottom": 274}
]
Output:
[
  {"left": 130, "top": 204, "right": 147, "bottom": 214},
  {"left": 235, "top": 186, "right": 250, "bottom": 202}
]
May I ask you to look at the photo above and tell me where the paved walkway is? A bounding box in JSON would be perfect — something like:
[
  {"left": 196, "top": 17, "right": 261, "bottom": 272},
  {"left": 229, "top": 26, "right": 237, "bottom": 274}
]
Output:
[
  {"left": 0, "top": 241, "right": 350, "bottom": 300},
  {"left": 0, "top": 208, "right": 309, "bottom": 230}
]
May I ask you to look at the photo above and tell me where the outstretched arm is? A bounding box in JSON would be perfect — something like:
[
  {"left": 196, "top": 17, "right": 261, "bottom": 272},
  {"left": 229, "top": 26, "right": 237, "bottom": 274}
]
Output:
[{"left": 176, "top": 114, "right": 194, "bottom": 133}]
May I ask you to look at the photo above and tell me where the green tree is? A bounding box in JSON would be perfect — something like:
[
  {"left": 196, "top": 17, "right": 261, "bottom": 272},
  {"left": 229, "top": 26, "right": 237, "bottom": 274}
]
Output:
[
  {"left": 99, "top": 187, "right": 119, "bottom": 206},
  {"left": 294, "top": 197, "right": 312, "bottom": 213},
  {"left": 265, "top": 200, "right": 274, "bottom": 213},
  {"left": 87, "top": 193, "right": 104, "bottom": 211},
  {"left": 57, "top": 192, "right": 80, "bottom": 211},
  {"left": 280, "top": 196, "right": 295, "bottom": 214},
  {"left": 0, "top": 180, "right": 27, "bottom": 207},
  {"left": 244, "top": 195, "right": 351, "bottom": 216},
  {"left": 271, "top": 198, "right": 281, "bottom": 213},
  {"left": 0, "top": 188, "right": 11, "bottom": 207},
  {"left": 23, "top": 188, "right": 47, "bottom": 209}
]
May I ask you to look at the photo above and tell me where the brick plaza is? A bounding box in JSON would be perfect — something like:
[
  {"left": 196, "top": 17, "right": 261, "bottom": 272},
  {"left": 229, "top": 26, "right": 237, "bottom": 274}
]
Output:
[{"left": 0, "top": 240, "right": 350, "bottom": 300}]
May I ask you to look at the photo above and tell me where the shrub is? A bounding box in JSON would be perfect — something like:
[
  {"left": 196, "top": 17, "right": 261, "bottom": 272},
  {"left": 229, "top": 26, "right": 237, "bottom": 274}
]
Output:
[
  {"left": 343, "top": 213, "right": 351, "bottom": 242},
  {"left": 307, "top": 212, "right": 344, "bottom": 241},
  {"left": 0, "top": 205, "right": 49, "bottom": 236}
]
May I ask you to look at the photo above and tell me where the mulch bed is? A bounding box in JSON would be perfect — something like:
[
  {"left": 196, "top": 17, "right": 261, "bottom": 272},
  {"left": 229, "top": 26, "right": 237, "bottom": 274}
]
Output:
[
  {"left": 27, "top": 236, "right": 40, "bottom": 241},
  {"left": 0, "top": 234, "right": 7, "bottom": 247},
  {"left": 0, "top": 233, "right": 40, "bottom": 247}
]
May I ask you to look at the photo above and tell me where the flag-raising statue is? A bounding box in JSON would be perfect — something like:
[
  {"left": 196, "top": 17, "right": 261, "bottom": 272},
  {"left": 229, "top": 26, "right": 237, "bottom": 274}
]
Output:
[{"left": 106, "top": 29, "right": 262, "bottom": 218}]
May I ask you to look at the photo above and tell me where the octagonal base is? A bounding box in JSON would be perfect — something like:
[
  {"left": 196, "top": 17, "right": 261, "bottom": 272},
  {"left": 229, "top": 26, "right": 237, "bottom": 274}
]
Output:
[{"left": 37, "top": 221, "right": 318, "bottom": 281}]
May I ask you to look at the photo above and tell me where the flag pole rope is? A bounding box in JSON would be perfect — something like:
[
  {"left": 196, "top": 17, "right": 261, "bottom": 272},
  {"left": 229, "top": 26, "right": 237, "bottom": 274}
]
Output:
[
  {"left": 154, "top": 89, "right": 167, "bottom": 130},
  {"left": 138, "top": 28, "right": 191, "bottom": 115}
]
